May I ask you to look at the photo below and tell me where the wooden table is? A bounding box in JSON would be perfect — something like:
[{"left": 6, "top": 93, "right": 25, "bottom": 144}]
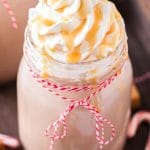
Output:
[{"left": 0, "top": 1, "right": 149, "bottom": 150}]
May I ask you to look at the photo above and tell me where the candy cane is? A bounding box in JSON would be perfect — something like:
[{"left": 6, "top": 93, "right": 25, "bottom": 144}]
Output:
[
  {"left": 127, "top": 111, "right": 150, "bottom": 150},
  {"left": 0, "top": 134, "right": 19, "bottom": 148}
]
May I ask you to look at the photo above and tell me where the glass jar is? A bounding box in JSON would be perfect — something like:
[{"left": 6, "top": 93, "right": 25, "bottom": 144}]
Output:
[{"left": 17, "top": 28, "right": 133, "bottom": 150}]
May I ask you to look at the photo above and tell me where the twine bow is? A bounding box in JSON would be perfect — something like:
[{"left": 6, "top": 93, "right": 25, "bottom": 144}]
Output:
[{"left": 31, "top": 69, "right": 119, "bottom": 149}]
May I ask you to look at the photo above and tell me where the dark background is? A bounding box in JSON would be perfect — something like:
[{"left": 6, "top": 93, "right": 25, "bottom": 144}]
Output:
[{"left": 0, "top": 0, "right": 150, "bottom": 150}]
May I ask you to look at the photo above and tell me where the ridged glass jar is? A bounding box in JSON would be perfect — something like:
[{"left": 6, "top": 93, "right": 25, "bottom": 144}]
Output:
[{"left": 17, "top": 28, "right": 133, "bottom": 150}]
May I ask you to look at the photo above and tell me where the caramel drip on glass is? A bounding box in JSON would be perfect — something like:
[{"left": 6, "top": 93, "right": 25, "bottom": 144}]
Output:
[{"left": 91, "top": 97, "right": 101, "bottom": 112}]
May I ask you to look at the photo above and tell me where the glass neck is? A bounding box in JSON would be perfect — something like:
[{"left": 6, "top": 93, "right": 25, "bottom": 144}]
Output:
[{"left": 24, "top": 28, "right": 128, "bottom": 85}]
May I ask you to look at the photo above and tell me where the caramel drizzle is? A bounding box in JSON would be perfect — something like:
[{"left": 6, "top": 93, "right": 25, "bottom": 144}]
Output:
[
  {"left": 64, "top": 4, "right": 103, "bottom": 63},
  {"left": 78, "top": 0, "right": 86, "bottom": 19},
  {"left": 32, "top": 15, "right": 54, "bottom": 26},
  {"left": 62, "top": 20, "right": 85, "bottom": 50},
  {"left": 66, "top": 47, "right": 81, "bottom": 63},
  {"left": 86, "top": 5, "right": 102, "bottom": 50},
  {"left": 56, "top": 1, "right": 68, "bottom": 12},
  {"left": 96, "top": 12, "right": 121, "bottom": 58},
  {"left": 62, "top": 20, "right": 86, "bottom": 63},
  {"left": 35, "top": 1, "right": 123, "bottom": 63}
]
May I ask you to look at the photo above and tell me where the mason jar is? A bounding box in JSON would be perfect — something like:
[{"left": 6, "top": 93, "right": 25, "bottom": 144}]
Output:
[{"left": 17, "top": 27, "right": 133, "bottom": 150}]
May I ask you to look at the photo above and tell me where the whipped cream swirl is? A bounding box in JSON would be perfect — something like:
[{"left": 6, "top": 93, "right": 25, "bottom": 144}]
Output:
[{"left": 28, "top": 0, "right": 126, "bottom": 63}]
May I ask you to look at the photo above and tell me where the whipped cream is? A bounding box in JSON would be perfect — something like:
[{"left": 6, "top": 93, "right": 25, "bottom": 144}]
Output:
[{"left": 28, "top": 0, "right": 126, "bottom": 63}]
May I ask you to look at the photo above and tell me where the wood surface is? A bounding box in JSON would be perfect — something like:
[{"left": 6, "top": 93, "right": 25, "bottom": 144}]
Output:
[{"left": 0, "top": 1, "right": 150, "bottom": 150}]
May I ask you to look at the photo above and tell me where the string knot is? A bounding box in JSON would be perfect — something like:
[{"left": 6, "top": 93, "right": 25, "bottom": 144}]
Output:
[
  {"left": 45, "top": 100, "right": 115, "bottom": 149},
  {"left": 30, "top": 68, "right": 119, "bottom": 149}
]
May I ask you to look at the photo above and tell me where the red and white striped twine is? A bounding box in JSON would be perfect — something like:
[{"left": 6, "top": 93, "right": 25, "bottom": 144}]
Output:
[
  {"left": 30, "top": 69, "right": 119, "bottom": 150},
  {"left": 0, "top": 0, "right": 18, "bottom": 28}
]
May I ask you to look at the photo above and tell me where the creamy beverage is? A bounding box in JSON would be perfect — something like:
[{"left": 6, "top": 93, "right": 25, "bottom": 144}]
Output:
[{"left": 17, "top": 0, "right": 133, "bottom": 149}]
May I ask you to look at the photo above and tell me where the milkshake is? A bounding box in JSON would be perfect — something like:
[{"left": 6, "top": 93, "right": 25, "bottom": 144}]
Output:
[{"left": 17, "top": 0, "right": 133, "bottom": 149}]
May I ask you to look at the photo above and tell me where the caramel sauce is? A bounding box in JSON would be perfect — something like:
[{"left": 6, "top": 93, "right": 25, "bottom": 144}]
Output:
[
  {"left": 32, "top": 16, "right": 54, "bottom": 26},
  {"left": 89, "top": 69, "right": 97, "bottom": 75},
  {"left": 96, "top": 44, "right": 108, "bottom": 58},
  {"left": 48, "top": 0, "right": 57, "bottom": 5},
  {"left": 43, "top": 19, "right": 54, "bottom": 26},
  {"left": 41, "top": 71, "right": 50, "bottom": 78},
  {"left": 94, "top": 6, "right": 123, "bottom": 59},
  {"left": 87, "top": 77, "right": 97, "bottom": 85},
  {"left": 114, "top": 9, "right": 123, "bottom": 39},
  {"left": 41, "top": 51, "right": 53, "bottom": 78},
  {"left": 66, "top": 46, "right": 81, "bottom": 63},
  {"left": 62, "top": 20, "right": 87, "bottom": 63},
  {"left": 41, "top": 0, "right": 47, "bottom": 3},
  {"left": 91, "top": 97, "right": 101, "bottom": 112},
  {"left": 115, "top": 9, "right": 122, "bottom": 21},
  {"left": 78, "top": 1, "right": 87, "bottom": 19},
  {"left": 41, "top": 63, "right": 49, "bottom": 79},
  {"left": 62, "top": 20, "right": 86, "bottom": 50},
  {"left": 97, "top": 18, "right": 119, "bottom": 58},
  {"left": 63, "top": 5, "right": 103, "bottom": 63},
  {"left": 57, "top": 1, "right": 68, "bottom": 12},
  {"left": 34, "top": 0, "right": 123, "bottom": 64},
  {"left": 41, "top": 49, "right": 52, "bottom": 60},
  {"left": 86, "top": 5, "right": 102, "bottom": 50},
  {"left": 38, "top": 34, "right": 45, "bottom": 42}
]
